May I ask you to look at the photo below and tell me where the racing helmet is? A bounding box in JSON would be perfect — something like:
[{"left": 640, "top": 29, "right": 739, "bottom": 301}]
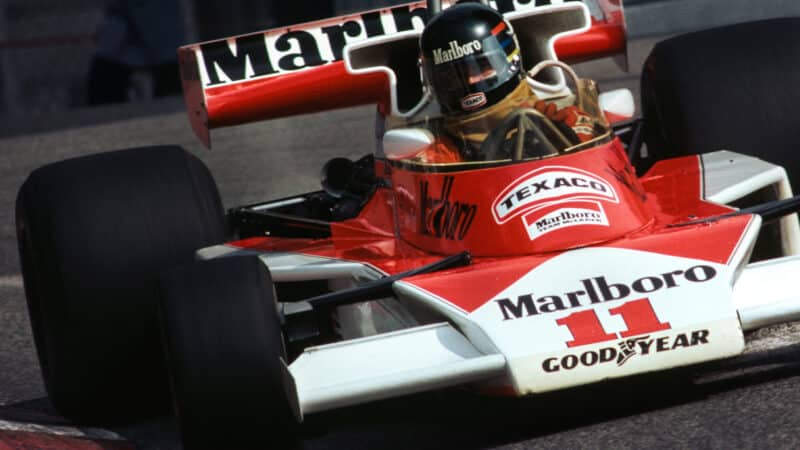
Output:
[{"left": 420, "top": 3, "right": 523, "bottom": 116}]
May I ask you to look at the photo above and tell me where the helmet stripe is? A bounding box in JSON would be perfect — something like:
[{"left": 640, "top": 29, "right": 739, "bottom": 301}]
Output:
[
  {"left": 491, "top": 21, "right": 507, "bottom": 36},
  {"left": 507, "top": 48, "right": 520, "bottom": 62}
]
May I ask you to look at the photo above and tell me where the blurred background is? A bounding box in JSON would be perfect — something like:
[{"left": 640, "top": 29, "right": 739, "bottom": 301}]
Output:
[
  {"left": 0, "top": 0, "right": 413, "bottom": 116},
  {"left": 0, "top": 0, "right": 799, "bottom": 118}
]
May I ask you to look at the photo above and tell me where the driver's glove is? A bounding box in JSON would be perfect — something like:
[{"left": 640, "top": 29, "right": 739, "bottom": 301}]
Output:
[{"left": 533, "top": 100, "right": 597, "bottom": 143}]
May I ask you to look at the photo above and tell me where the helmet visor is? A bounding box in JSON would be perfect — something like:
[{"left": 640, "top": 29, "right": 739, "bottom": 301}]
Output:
[{"left": 424, "top": 29, "right": 520, "bottom": 114}]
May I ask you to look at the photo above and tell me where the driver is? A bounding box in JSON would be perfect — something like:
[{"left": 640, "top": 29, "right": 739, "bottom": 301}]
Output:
[{"left": 416, "top": 2, "right": 602, "bottom": 164}]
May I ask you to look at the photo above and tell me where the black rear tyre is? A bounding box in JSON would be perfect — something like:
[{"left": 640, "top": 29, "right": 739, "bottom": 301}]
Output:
[
  {"left": 15, "top": 146, "right": 227, "bottom": 423},
  {"left": 159, "top": 256, "right": 296, "bottom": 450},
  {"left": 640, "top": 18, "right": 800, "bottom": 180}
]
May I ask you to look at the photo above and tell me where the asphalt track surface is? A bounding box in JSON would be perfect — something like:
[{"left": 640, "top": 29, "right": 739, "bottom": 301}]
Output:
[{"left": 2, "top": 36, "right": 800, "bottom": 449}]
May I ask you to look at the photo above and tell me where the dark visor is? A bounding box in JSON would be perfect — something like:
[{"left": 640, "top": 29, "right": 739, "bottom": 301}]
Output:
[{"left": 425, "top": 34, "right": 519, "bottom": 112}]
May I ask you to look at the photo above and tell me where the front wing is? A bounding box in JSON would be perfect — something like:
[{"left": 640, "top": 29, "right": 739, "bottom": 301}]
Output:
[{"left": 278, "top": 248, "right": 800, "bottom": 421}]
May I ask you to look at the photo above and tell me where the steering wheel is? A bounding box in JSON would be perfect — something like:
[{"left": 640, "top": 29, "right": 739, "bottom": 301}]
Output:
[{"left": 480, "top": 108, "right": 574, "bottom": 162}]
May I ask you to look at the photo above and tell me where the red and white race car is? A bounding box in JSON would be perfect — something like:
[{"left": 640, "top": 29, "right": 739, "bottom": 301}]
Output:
[{"left": 15, "top": 0, "right": 800, "bottom": 448}]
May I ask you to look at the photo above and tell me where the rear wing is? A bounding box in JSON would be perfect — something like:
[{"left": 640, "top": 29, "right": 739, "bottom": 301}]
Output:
[{"left": 178, "top": 0, "right": 626, "bottom": 147}]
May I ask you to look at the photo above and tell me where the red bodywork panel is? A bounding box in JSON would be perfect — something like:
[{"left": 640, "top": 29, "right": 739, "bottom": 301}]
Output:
[
  {"left": 178, "top": 0, "right": 627, "bottom": 146},
  {"left": 229, "top": 138, "right": 748, "bottom": 314},
  {"left": 389, "top": 140, "right": 651, "bottom": 256}
]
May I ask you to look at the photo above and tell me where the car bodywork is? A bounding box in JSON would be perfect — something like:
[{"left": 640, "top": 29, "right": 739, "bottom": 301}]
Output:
[{"left": 178, "top": 0, "right": 800, "bottom": 423}]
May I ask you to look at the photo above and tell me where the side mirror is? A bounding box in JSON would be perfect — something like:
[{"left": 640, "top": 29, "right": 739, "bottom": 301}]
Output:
[
  {"left": 382, "top": 128, "right": 435, "bottom": 161},
  {"left": 321, "top": 155, "right": 376, "bottom": 199},
  {"left": 599, "top": 88, "right": 635, "bottom": 121},
  {"left": 321, "top": 158, "right": 355, "bottom": 198}
]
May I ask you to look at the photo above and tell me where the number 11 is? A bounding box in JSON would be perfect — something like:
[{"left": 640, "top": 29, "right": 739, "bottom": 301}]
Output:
[{"left": 555, "top": 298, "right": 671, "bottom": 348}]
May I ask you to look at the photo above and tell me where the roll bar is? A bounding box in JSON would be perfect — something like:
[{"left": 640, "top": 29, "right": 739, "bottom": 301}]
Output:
[
  {"left": 426, "top": 0, "right": 491, "bottom": 20},
  {"left": 426, "top": 0, "right": 441, "bottom": 16}
]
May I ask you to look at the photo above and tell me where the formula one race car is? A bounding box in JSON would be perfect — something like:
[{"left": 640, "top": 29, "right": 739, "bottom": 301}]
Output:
[{"left": 14, "top": 0, "right": 800, "bottom": 448}]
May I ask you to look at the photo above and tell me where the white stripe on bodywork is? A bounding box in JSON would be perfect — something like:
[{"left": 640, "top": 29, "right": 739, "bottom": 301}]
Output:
[
  {"left": 701, "top": 150, "right": 800, "bottom": 255},
  {"left": 286, "top": 322, "right": 505, "bottom": 418},
  {"left": 735, "top": 255, "right": 800, "bottom": 330},
  {"left": 196, "top": 245, "right": 386, "bottom": 282}
]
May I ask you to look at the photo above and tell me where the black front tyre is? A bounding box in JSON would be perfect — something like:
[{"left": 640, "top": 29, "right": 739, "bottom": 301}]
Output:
[
  {"left": 16, "top": 146, "right": 227, "bottom": 423},
  {"left": 159, "top": 256, "right": 297, "bottom": 450}
]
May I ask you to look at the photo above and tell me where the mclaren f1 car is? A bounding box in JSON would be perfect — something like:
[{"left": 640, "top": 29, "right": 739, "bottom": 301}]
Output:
[{"left": 14, "top": 0, "right": 800, "bottom": 448}]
